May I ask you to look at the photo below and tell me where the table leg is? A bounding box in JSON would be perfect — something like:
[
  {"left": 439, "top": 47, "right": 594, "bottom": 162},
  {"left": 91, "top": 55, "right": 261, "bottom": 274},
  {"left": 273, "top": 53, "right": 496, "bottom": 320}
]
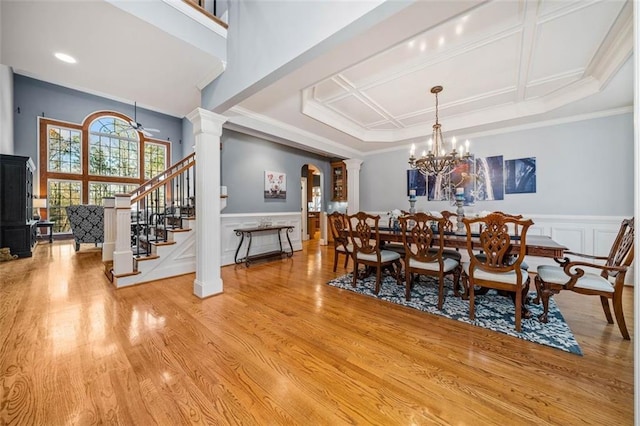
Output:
[
  {"left": 234, "top": 231, "right": 246, "bottom": 264},
  {"left": 277, "top": 229, "right": 283, "bottom": 255},
  {"left": 245, "top": 232, "right": 253, "bottom": 267},
  {"left": 285, "top": 227, "right": 294, "bottom": 257}
]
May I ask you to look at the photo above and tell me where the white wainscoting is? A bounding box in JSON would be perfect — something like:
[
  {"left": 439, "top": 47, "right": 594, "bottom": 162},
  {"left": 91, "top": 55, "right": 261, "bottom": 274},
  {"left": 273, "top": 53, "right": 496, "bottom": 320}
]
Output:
[
  {"left": 221, "top": 212, "right": 303, "bottom": 266},
  {"left": 512, "top": 214, "right": 633, "bottom": 285},
  {"left": 374, "top": 212, "right": 634, "bottom": 285}
]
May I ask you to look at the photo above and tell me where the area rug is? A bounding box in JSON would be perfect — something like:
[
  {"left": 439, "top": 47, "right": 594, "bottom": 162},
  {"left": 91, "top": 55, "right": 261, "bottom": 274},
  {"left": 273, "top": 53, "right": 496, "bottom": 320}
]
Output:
[{"left": 327, "top": 273, "right": 582, "bottom": 355}]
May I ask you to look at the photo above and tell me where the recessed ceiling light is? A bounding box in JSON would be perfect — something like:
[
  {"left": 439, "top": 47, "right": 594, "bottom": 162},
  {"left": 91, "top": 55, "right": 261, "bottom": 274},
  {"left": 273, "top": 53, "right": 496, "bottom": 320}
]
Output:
[{"left": 54, "top": 52, "right": 77, "bottom": 64}]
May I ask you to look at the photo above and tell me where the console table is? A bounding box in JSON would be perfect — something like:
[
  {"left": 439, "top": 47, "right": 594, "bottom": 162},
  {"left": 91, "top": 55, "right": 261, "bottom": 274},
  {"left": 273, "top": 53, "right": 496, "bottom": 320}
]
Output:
[
  {"left": 36, "top": 221, "right": 55, "bottom": 243},
  {"left": 234, "top": 225, "right": 294, "bottom": 267}
]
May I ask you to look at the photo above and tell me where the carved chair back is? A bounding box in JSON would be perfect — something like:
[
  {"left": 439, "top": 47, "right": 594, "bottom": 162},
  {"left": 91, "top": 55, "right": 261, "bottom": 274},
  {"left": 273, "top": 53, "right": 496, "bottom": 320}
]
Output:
[
  {"left": 347, "top": 212, "right": 381, "bottom": 257},
  {"left": 399, "top": 213, "right": 445, "bottom": 264},
  {"left": 440, "top": 211, "right": 456, "bottom": 233},
  {"left": 328, "top": 212, "right": 349, "bottom": 247},
  {"left": 463, "top": 212, "right": 533, "bottom": 274},
  {"left": 605, "top": 217, "right": 635, "bottom": 278}
]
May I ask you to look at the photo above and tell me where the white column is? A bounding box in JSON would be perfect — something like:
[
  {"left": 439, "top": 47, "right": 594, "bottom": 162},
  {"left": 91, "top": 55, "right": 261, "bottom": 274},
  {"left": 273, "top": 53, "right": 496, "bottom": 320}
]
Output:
[
  {"left": 186, "top": 108, "right": 227, "bottom": 298},
  {"left": 112, "top": 194, "right": 133, "bottom": 275},
  {"left": 102, "top": 197, "right": 116, "bottom": 262},
  {"left": 343, "top": 158, "right": 363, "bottom": 214}
]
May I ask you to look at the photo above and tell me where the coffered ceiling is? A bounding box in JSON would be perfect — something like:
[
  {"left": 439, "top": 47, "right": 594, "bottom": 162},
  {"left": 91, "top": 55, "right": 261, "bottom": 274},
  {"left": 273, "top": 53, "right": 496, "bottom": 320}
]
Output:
[
  {"left": 303, "top": 0, "right": 631, "bottom": 142},
  {"left": 233, "top": 0, "right": 633, "bottom": 156}
]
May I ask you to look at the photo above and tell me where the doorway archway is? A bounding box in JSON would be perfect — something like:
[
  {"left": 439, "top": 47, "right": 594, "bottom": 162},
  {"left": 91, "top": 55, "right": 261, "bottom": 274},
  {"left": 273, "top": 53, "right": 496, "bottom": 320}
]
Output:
[{"left": 301, "top": 164, "right": 323, "bottom": 242}]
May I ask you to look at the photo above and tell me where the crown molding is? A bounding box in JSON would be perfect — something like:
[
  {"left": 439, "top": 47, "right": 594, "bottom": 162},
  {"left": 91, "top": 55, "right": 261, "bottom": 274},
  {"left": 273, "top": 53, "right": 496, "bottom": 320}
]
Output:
[{"left": 226, "top": 106, "right": 362, "bottom": 158}]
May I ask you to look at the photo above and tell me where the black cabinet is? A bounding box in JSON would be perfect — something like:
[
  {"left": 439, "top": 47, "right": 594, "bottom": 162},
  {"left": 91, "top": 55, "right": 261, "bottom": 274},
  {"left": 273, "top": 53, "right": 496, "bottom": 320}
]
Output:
[{"left": 0, "top": 154, "right": 37, "bottom": 258}]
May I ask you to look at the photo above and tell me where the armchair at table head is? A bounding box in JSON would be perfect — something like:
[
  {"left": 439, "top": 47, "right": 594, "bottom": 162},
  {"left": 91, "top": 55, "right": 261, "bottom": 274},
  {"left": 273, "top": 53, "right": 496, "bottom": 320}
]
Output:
[
  {"left": 462, "top": 212, "right": 534, "bottom": 332},
  {"left": 399, "top": 213, "right": 462, "bottom": 309},
  {"left": 328, "top": 211, "right": 352, "bottom": 272},
  {"left": 535, "top": 217, "right": 634, "bottom": 339},
  {"left": 65, "top": 205, "right": 104, "bottom": 252},
  {"left": 347, "top": 212, "right": 402, "bottom": 295}
]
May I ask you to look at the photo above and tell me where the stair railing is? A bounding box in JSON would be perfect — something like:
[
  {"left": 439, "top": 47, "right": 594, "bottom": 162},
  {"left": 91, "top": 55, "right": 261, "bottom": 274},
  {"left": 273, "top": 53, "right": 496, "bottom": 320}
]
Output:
[{"left": 105, "top": 154, "right": 197, "bottom": 274}]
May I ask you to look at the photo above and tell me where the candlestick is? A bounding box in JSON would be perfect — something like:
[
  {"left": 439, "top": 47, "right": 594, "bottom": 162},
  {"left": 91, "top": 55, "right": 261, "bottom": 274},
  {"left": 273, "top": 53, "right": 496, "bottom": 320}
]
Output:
[{"left": 455, "top": 191, "right": 465, "bottom": 235}]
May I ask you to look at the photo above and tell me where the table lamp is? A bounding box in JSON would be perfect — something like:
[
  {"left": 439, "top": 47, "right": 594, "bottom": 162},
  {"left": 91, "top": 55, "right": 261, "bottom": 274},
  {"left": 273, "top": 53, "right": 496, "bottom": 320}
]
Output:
[{"left": 33, "top": 198, "right": 47, "bottom": 221}]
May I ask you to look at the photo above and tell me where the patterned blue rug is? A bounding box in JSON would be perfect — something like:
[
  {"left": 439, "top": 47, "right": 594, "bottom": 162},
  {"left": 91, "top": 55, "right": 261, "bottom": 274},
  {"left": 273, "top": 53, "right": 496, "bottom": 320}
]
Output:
[{"left": 327, "top": 273, "right": 582, "bottom": 355}]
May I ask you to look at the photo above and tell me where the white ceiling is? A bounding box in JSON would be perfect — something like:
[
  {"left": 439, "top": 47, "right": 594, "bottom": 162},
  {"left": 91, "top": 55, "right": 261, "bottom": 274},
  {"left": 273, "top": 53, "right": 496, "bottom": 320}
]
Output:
[
  {"left": 0, "top": 0, "right": 223, "bottom": 118},
  {"left": 233, "top": 0, "right": 633, "bottom": 156},
  {"left": 1, "top": 0, "right": 633, "bottom": 157}
]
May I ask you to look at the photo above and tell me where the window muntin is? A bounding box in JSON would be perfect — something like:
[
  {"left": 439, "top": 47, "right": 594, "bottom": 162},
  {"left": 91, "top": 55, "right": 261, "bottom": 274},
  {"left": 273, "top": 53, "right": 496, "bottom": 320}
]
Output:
[
  {"left": 89, "top": 117, "right": 139, "bottom": 178},
  {"left": 47, "top": 126, "right": 82, "bottom": 174},
  {"left": 88, "top": 182, "right": 138, "bottom": 206},
  {"left": 48, "top": 180, "right": 82, "bottom": 233},
  {"left": 39, "top": 113, "right": 171, "bottom": 235},
  {"left": 144, "top": 142, "right": 167, "bottom": 179}
]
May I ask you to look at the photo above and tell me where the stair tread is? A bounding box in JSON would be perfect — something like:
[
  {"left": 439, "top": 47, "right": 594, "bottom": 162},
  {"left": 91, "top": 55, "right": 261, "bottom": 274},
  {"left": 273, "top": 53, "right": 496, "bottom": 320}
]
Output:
[{"left": 135, "top": 254, "right": 160, "bottom": 262}]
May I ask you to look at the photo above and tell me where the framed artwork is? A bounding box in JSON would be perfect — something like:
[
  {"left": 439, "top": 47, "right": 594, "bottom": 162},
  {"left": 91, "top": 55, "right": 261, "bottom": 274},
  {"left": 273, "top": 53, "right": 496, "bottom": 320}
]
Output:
[
  {"left": 474, "top": 155, "right": 504, "bottom": 201},
  {"left": 450, "top": 157, "right": 475, "bottom": 205},
  {"left": 426, "top": 156, "right": 475, "bottom": 206},
  {"left": 264, "top": 171, "right": 286, "bottom": 199},
  {"left": 505, "top": 157, "right": 536, "bottom": 194},
  {"left": 407, "top": 170, "right": 427, "bottom": 196}
]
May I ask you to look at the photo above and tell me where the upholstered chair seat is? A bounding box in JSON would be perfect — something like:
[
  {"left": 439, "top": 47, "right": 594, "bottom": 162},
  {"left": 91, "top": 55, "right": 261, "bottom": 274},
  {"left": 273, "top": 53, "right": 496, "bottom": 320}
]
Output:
[{"left": 534, "top": 218, "right": 634, "bottom": 340}]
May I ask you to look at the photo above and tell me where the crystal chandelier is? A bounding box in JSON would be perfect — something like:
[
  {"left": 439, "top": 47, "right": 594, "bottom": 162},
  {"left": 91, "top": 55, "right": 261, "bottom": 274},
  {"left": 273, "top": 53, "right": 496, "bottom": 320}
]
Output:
[{"left": 408, "top": 85, "right": 471, "bottom": 176}]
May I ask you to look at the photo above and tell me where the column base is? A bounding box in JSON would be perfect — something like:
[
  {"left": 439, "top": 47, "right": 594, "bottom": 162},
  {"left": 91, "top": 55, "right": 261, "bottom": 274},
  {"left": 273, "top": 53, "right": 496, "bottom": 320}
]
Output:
[
  {"left": 194, "top": 277, "right": 223, "bottom": 299},
  {"left": 102, "top": 241, "right": 115, "bottom": 262},
  {"left": 113, "top": 250, "right": 133, "bottom": 275}
]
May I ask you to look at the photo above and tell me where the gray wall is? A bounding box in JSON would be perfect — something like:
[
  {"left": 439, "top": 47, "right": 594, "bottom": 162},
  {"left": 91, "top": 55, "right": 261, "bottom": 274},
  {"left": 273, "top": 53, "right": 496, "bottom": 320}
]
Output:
[
  {"left": 221, "top": 129, "right": 332, "bottom": 214},
  {"left": 12, "top": 74, "right": 183, "bottom": 165},
  {"left": 0, "top": 65, "right": 13, "bottom": 155},
  {"left": 360, "top": 113, "right": 634, "bottom": 216},
  {"left": 202, "top": 0, "right": 390, "bottom": 111}
]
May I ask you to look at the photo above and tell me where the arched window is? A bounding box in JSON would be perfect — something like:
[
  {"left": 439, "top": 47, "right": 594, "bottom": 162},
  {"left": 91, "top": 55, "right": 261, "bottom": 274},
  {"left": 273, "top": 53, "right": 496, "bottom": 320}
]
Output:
[
  {"left": 89, "top": 116, "right": 140, "bottom": 177},
  {"left": 39, "top": 111, "right": 170, "bottom": 233}
]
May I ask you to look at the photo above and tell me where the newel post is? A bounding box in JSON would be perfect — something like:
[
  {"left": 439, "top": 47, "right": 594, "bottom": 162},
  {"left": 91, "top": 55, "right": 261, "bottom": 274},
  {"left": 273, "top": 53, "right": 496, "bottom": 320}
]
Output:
[
  {"left": 112, "top": 193, "right": 133, "bottom": 275},
  {"left": 102, "top": 196, "right": 115, "bottom": 262},
  {"left": 186, "top": 108, "right": 228, "bottom": 298}
]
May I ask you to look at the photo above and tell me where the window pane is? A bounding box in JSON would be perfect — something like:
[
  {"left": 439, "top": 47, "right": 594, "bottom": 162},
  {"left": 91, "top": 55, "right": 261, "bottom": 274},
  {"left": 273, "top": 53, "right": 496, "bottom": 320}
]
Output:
[
  {"left": 89, "top": 117, "right": 139, "bottom": 178},
  {"left": 144, "top": 143, "right": 167, "bottom": 179},
  {"left": 48, "top": 180, "right": 82, "bottom": 233},
  {"left": 48, "top": 126, "right": 81, "bottom": 173},
  {"left": 89, "top": 182, "right": 137, "bottom": 205}
]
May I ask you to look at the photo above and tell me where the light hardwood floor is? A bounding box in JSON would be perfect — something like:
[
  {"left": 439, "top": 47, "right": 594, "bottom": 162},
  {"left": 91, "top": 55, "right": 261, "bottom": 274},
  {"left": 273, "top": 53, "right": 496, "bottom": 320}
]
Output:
[{"left": 0, "top": 240, "right": 634, "bottom": 425}]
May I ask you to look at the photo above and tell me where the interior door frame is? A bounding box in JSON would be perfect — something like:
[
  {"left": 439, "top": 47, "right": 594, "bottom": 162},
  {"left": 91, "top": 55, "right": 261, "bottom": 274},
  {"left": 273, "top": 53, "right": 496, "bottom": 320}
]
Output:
[{"left": 301, "top": 177, "right": 308, "bottom": 240}]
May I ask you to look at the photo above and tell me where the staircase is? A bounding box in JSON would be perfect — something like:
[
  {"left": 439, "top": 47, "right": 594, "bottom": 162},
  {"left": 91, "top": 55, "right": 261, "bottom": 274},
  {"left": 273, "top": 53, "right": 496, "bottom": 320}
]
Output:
[
  {"left": 113, "top": 217, "right": 197, "bottom": 287},
  {"left": 103, "top": 154, "right": 199, "bottom": 288}
]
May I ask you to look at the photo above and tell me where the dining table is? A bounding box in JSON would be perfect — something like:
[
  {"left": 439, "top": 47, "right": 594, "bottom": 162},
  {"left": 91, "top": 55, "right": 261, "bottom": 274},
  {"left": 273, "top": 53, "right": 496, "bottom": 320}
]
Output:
[
  {"left": 376, "top": 227, "right": 568, "bottom": 260},
  {"left": 374, "top": 227, "right": 568, "bottom": 318}
]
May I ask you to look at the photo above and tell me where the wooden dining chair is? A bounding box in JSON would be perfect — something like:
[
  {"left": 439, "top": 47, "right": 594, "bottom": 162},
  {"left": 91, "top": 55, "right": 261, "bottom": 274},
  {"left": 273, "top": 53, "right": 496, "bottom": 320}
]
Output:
[
  {"left": 462, "top": 212, "right": 534, "bottom": 332},
  {"left": 347, "top": 212, "right": 402, "bottom": 294},
  {"left": 400, "top": 213, "right": 461, "bottom": 308},
  {"left": 328, "top": 212, "right": 352, "bottom": 272},
  {"left": 474, "top": 211, "right": 529, "bottom": 271},
  {"left": 438, "top": 211, "right": 462, "bottom": 262},
  {"left": 535, "top": 217, "right": 634, "bottom": 339}
]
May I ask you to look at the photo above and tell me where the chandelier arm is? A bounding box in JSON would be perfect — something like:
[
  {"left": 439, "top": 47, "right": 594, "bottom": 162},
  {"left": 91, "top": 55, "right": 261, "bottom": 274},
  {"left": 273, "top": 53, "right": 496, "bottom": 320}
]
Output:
[{"left": 408, "top": 85, "right": 472, "bottom": 181}]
